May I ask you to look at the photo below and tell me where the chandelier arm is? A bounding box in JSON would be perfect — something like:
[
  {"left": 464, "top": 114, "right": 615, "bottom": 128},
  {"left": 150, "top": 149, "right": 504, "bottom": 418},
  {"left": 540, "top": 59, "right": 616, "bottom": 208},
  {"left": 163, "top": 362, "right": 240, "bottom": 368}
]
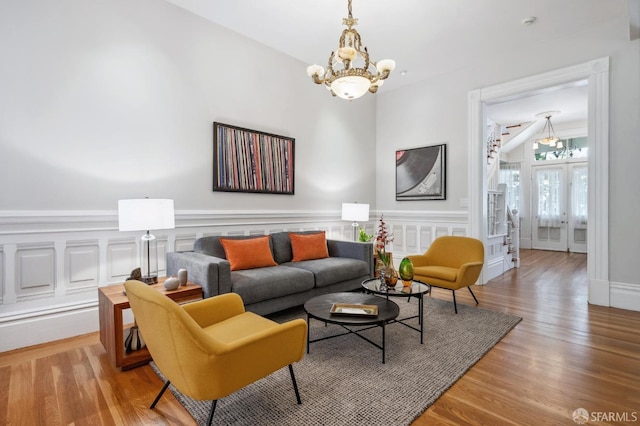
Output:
[{"left": 362, "top": 46, "right": 370, "bottom": 70}]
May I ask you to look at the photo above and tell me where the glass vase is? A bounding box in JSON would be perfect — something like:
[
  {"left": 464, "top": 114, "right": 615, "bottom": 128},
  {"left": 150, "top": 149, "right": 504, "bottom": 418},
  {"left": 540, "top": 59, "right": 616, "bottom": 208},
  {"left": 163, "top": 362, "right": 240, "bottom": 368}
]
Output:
[
  {"left": 399, "top": 257, "right": 414, "bottom": 287},
  {"left": 383, "top": 265, "right": 399, "bottom": 287}
]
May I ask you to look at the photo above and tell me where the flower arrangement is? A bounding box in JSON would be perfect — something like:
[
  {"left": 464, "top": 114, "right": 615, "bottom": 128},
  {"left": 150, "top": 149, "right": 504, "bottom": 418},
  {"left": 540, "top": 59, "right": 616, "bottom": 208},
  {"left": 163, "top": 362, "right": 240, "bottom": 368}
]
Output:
[
  {"left": 374, "top": 214, "right": 394, "bottom": 253},
  {"left": 374, "top": 215, "right": 395, "bottom": 279}
]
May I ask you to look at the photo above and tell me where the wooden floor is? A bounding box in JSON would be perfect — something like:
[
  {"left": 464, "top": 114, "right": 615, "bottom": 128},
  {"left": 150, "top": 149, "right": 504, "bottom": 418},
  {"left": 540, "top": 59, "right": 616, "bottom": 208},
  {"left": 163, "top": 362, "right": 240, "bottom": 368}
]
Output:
[{"left": 1, "top": 250, "right": 639, "bottom": 425}]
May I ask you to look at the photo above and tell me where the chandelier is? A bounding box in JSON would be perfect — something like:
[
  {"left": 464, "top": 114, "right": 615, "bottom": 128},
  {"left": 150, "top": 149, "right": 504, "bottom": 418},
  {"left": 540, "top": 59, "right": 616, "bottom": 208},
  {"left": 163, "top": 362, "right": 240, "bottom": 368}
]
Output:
[
  {"left": 533, "top": 113, "right": 562, "bottom": 149},
  {"left": 306, "top": 0, "right": 395, "bottom": 100}
]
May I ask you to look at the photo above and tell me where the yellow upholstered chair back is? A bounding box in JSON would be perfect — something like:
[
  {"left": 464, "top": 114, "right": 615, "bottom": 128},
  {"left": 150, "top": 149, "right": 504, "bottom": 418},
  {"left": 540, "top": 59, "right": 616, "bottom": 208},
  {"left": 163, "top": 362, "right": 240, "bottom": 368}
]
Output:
[
  {"left": 409, "top": 236, "right": 485, "bottom": 313},
  {"left": 424, "top": 236, "right": 484, "bottom": 269},
  {"left": 124, "top": 280, "right": 226, "bottom": 400},
  {"left": 125, "top": 280, "right": 307, "bottom": 423}
]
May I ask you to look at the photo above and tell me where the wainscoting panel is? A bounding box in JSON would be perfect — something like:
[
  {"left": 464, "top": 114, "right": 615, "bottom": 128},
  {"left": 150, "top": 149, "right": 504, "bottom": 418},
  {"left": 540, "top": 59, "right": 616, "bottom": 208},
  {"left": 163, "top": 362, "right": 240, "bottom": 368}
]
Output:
[
  {"left": 175, "top": 234, "right": 197, "bottom": 252},
  {"left": 391, "top": 225, "right": 403, "bottom": 253},
  {"left": 373, "top": 211, "right": 469, "bottom": 261},
  {"left": 420, "top": 227, "right": 433, "bottom": 252},
  {"left": 452, "top": 227, "right": 467, "bottom": 237},
  {"left": 0, "top": 248, "right": 4, "bottom": 305},
  {"left": 107, "top": 238, "right": 137, "bottom": 282},
  {"left": 16, "top": 243, "right": 56, "bottom": 300},
  {"left": 435, "top": 227, "right": 449, "bottom": 239},
  {"left": 0, "top": 209, "right": 472, "bottom": 352},
  {"left": 65, "top": 240, "right": 99, "bottom": 292},
  {"left": 157, "top": 236, "right": 168, "bottom": 278},
  {"left": 405, "top": 226, "right": 418, "bottom": 253}
]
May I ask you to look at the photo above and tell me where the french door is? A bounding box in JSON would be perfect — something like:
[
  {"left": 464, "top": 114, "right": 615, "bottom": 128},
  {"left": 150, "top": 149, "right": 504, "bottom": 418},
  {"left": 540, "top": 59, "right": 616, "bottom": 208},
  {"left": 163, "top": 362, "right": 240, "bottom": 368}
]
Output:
[{"left": 532, "top": 163, "right": 587, "bottom": 253}]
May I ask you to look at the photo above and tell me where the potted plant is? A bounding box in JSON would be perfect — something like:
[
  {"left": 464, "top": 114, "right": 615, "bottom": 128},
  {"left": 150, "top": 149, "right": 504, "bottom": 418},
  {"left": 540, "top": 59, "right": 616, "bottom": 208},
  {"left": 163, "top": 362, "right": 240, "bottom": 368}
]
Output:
[
  {"left": 373, "top": 215, "right": 394, "bottom": 276},
  {"left": 358, "top": 227, "right": 374, "bottom": 243}
]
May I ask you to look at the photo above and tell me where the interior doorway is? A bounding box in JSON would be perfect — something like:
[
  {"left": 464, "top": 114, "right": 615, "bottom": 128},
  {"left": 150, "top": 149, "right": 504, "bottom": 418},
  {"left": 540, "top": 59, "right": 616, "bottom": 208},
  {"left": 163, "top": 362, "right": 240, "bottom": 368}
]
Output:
[{"left": 468, "top": 58, "right": 610, "bottom": 307}]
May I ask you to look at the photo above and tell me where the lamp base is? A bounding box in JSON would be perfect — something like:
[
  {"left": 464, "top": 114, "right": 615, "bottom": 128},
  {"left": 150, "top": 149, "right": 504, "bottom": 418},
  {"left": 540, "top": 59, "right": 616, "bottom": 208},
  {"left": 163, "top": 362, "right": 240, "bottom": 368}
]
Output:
[{"left": 141, "top": 275, "right": 158, "bottom": 285}]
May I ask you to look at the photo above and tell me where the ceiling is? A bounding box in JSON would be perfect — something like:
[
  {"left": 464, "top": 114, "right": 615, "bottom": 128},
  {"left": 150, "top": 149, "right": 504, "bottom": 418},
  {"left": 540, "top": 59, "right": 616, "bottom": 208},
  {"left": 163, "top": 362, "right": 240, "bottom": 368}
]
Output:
[{"left": 163, "top": 0, "right": 634, "bottom": 131}]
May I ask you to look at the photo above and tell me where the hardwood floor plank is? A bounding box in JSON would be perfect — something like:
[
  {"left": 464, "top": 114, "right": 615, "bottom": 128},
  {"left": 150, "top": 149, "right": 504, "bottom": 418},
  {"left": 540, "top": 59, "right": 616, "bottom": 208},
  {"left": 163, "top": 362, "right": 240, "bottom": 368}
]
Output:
[
  {"left": 7, "top": 361, "right": 36, "bottom": 425},
  {"left": 1, "top": 250, "right": 638, "bottom": 425},
  {"left": 34, "top": 355, "right": 62, "bottom": 426},
  {"left": 0, "top": 366, "right": 11, "bottom": 424}
]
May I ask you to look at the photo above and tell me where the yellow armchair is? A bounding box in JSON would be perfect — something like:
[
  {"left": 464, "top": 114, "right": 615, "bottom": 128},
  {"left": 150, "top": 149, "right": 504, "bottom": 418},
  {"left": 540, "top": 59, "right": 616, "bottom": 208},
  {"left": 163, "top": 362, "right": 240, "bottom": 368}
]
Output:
[
  {"left": 406, "top": 236, "right": 484, "bottom": 313},
  {"left": 124, "top": 280, "right": 307, "bottom": 425}
]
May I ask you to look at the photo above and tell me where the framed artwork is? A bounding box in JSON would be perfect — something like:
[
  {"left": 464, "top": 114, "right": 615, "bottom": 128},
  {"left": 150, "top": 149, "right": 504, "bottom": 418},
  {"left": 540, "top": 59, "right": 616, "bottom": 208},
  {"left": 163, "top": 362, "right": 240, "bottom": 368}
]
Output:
[
  {"left": 396, "top": 144, "right": 446, "bottom": 200},
  {"left": 213, "top": 122, "right": 295, "bottom": 195}
]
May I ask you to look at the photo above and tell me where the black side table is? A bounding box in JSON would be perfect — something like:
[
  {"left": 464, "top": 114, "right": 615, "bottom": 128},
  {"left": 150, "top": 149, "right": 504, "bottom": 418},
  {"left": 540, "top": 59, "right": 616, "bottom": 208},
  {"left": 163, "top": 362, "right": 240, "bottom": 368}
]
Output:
[{"left": 361, "top": 278, "right": 431, "bottom": 344}]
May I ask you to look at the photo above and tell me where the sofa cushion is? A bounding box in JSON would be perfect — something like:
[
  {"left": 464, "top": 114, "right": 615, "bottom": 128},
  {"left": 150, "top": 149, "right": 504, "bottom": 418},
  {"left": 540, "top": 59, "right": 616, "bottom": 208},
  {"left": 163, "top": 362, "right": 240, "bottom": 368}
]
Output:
[
  {"left": 282, "top": 257, "right": 369, "bottom": 288},
  {"left": 290, "top": 232, "right": 329, "bottom": 262},
  {"left": 271, "top": 231, "right": 324, "bottom": 264},
  {"left": 195, "top": 235, "right": 275, "bottom": 259},
  {"left": 220, "top": 236, "right": 277, "bottom": 271},
  {"left": 230, "top": 266, "right": 315, "bottom": 305}
]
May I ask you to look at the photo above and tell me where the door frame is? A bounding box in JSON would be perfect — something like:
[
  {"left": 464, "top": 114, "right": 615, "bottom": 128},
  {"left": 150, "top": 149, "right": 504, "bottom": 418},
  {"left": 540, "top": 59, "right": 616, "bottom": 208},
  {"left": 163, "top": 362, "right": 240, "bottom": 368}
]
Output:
[{"left": 468, "top": 57, "right": 610, "bottom": 307}]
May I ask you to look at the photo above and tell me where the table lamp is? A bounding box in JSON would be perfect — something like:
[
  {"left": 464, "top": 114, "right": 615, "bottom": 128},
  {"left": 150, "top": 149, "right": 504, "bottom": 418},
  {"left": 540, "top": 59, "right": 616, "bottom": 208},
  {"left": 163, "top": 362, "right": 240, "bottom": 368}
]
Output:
[
  {"left": 341, "top": 202, "right": 369, "bottom": 241},
  {"left": 118, "top": 198, "right": 175, "bottom": 284}
]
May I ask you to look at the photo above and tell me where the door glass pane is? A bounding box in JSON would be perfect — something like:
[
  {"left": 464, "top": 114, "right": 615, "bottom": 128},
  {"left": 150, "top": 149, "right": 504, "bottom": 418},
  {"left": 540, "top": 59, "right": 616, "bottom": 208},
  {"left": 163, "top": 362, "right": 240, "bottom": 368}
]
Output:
[
  {"left": 571, "top": 166, "right": 588, "bottom": 228},
  {"left": 536, "top": 169, "right": 562, "bottom": 227},
  {"left": 534, "top": 137, "right": 588, "bottom": 161},
  {"left": 499, "top": 164, "right": 520, "bottom": 212}
]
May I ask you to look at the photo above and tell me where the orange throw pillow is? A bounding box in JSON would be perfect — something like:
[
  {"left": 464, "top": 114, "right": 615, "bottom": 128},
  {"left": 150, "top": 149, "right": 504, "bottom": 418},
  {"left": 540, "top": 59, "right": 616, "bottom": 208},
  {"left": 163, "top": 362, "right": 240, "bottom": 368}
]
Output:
[
  {"left": 289, "top": 232, "right": 329, "bottom": 262},
  {"left": 219, "top": 236, "right": 277, "bottom": 271}
]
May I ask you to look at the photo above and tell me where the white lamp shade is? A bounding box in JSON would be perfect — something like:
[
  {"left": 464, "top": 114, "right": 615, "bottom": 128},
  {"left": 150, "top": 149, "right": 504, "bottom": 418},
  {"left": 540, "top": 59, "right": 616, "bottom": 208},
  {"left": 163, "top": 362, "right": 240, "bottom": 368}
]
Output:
[
  {"left": 341, "top": 203, "right": 370, "bottom": 222},
  {"left": 306, "top": 64, "right": 325, "bottom": 77},
  {"left": 118, "top": 199, "right": 175, "bottom": 231},
  {"left": 376, "top": 59, "right": 396, "bottom": 74},
  {"left": 331, "top": 75, "right": 371, "bottom": 100}
]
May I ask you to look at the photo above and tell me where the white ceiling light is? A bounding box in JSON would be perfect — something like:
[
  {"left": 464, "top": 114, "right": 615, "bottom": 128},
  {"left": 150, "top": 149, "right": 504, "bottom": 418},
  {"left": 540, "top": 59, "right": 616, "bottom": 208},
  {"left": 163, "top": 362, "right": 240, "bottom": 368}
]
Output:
[{"left": 533, "top": 111, "right": 561, "bottom": 149}]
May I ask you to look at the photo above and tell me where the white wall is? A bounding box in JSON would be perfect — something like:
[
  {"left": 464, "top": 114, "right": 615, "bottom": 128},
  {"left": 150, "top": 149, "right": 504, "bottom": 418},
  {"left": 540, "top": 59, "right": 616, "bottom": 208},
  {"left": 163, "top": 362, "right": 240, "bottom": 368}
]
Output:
[
  {"left": 376, "top": 18, "right": 640, "bottom": 309},
  {"left": 0, "top": 0, "right": 380, "bottom": 350},
  {"left": 0, "top": 0, "right": 377, "bottom": 212}
]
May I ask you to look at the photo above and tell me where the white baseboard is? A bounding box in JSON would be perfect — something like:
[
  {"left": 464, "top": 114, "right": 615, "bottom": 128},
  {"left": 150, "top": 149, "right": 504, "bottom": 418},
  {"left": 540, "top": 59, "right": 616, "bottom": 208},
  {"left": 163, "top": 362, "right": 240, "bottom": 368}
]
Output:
[
  {"left": 484, "top": 257, "right": 505, "bottom": 282},
  {"left": 0, "top": 304, "right": 99, "bottom": 352},
  {"left": 610, "top": 282, "right": 640, "bottom": 312}
]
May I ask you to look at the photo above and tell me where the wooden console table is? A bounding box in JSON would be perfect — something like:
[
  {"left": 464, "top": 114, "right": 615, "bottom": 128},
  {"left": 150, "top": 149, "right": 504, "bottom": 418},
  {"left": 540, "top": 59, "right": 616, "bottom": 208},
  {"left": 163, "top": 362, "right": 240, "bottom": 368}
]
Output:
[{"left": 98, "top": 278, "right": 202, "bottom": 370}]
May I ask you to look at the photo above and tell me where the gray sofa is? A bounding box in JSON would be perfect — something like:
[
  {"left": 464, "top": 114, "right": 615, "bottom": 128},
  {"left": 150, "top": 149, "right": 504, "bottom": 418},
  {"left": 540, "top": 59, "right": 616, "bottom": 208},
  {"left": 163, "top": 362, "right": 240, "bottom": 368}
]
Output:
[{"left": 167, "top": 231, "right": 373, "bottom": 315}]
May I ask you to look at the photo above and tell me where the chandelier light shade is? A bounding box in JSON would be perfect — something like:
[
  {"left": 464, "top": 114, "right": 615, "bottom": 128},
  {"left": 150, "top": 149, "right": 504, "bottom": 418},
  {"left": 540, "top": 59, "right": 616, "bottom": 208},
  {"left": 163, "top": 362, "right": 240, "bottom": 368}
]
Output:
[
  {"left": 533, "top": 113, "right": 560, "bottom": 149},
  {"left": 306, "top": 0, "right": 395, "bottom": 100},
  {"left": 342, "top": 202, "right": 370, "bottom": 241},
  {"left": 118, "top": 198, "right": 175, "bottom": 284}
]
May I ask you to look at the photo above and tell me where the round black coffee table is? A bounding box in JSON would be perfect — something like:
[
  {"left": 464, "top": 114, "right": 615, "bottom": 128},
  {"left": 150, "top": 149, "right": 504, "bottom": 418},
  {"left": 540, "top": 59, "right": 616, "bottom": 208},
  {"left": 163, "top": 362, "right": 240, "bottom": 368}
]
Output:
[{"left": 304, "top": 292, "right": 399, "bottom": 363}]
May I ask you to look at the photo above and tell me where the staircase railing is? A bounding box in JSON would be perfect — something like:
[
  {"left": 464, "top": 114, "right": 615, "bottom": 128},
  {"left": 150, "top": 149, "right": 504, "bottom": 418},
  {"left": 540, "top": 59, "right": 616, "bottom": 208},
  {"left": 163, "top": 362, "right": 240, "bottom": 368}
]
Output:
[{"left": 487, "top": 124, "right": 501, "bottom": 190}]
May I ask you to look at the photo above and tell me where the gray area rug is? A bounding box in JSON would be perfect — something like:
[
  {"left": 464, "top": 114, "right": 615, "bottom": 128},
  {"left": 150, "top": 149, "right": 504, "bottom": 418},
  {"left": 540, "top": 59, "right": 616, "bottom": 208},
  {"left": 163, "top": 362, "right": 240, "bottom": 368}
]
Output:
[{"left": 151, "top": 296, "right": 521, "bottom": 425}]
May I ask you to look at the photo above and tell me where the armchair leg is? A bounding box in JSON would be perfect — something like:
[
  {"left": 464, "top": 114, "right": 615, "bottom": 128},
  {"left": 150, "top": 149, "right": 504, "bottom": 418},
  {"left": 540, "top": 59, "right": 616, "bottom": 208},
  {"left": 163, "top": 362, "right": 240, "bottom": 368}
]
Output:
[
  {"left": 289, "top": 364, "right": 302, "bottom": 405},
  {"left": 206, "top": 400, "right": 217, "bottom": 426},
  {"left": 150, "top": 380, "right": 171, "bottom": 409},
  {"left": 451, "top": 290, "right": 458, "bottom": 314},
  {"left": 468, "top": 287, "right": 479, "bottom": 305}
]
